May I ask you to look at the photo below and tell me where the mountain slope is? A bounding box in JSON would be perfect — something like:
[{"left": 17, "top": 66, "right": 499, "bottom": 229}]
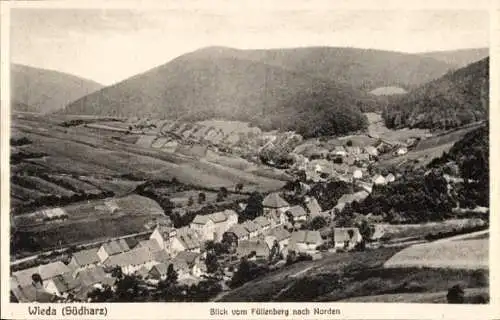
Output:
[
  {"left": 184, "top": 46, "right": 454, "bottom": 90},
  {"left": 64, "top": 50, "right": 379, "bottom": 138},
  {"left": 11, "top": 64, "right": 103, "bottom": 113},
  {"left": 418, "top": 48, "right": 489, "bottom": 69},
  {"left": 382, "top": 57, "right": 489, "bottom": 130}
]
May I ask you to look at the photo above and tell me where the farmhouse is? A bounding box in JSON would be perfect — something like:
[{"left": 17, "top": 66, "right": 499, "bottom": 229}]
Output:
[
  {"left": 68, "top": 248, "right": 100, "bottom": 274},
  {"left": 241, "top": 220, "right": 260, "bottom": 239},
  {"left": 11, "top": 261, "right": 72, "bottom": 293},
  {"left": 285, "top": 206, "right": 308, "bottom": 226},
  {"left": 264, "top": 226, "right": 291, "bottom": 251},
  {"left": 253, "top": 216, "right": 272, "bottom": 234},
  {"left": 169, "top": 227, "right": 203, "bottom": 257},
  {"left": 333, "top": 228, "right": 363, "bottom": 250},
  {"left": 172, "top": 251, "right": 206, "bottom": 278},
  {"left": 262, "top": 193, "right": 290, "bottom": 226},
  {"left": 148, "top": 263, "right": 170, "bottom": 280},
  {"left": 224, "top": 224, "right": 250, "bottom": 243},
  {"left": 289, "top": 230, "right": 323, "bottom": 253},
  {"left": 190, "top": 210, "right": 238, "bottom": 242},
  {"left": 103, "top": 247, "right": 156, "bottom": 275},
  {"left": 44, "top": 273, "right": 81, "bottom": 298},
  {"left": 97, "top": 239, "right": 130, "bottom": 263},
  {"left": 236, "top": 240, "right": 270, "bottom": 260},
  {"left": 150, "top": 225, "right": 178, "bottom": 250}
]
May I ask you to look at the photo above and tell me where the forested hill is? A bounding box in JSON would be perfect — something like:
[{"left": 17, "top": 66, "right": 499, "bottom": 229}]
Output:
[
  {"left": 12, "top": 64, "right": 103, "bottom": 114},
  {"left": 382, "top": 57, "right": 489, "bottom": 130}
]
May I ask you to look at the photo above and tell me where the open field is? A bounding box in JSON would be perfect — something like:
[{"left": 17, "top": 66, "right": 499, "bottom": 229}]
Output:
[
  {"left": 339, "top": 287, "right": 488, "bottom": 303},
  {"left": 379, "top": 219, "right": 487, "bottom": 240},
  {"left": 383, "top": 238, "right": 488, "bottom": 269},
  {"left": 219, "top": 246, "right": 488, "bottom": 302}
]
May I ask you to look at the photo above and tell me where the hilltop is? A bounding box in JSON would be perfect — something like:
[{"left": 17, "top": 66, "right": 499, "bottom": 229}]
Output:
[
  {"left": 11, "top": 64, "right": 103, "bottom": 114},
  {"left": 62, "top": 46, "right": 458, "bottom": 137},
  {"left": 418, "top": 48, "right": 489, "bottom": 69},
  {"left": 382, "top": 57, "right": 489, "bottom": 130}
]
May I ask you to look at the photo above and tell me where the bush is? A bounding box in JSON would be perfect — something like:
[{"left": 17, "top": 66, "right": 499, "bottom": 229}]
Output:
[{"left": 447, "top": 285, "right": 465, "bottom": 304}]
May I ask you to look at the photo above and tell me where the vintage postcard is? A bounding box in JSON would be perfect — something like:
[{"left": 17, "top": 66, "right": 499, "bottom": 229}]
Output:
[{"left": 1, "top": 0, "right": 498, "bottom": 319}]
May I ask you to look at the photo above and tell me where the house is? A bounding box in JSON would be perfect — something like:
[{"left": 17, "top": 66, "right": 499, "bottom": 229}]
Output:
[
  {"left": 11, "top": 261, "right": 72, "bottom": 289},
  {"left": 253, "top": 216, "right": 271, "bottom": 234},
  {"left": 190, "top": 210, "right": 238, "bottom": 242},
  {"left": 236, "top": 240, "right": 270, "bottom": 260},
  {"left": 148, "top": 263, "right": 169, "bottom": 280},
  {"left": 42, "top": 273, "right": 80, "bottom": 298},
  {"left": 364, "top": 146, "right": 379, "bottom": 157},
  {"left": 223, "top": 224, "right": 250, "bottom": 244},
  {"left": 138, "top": 239, "right": 162, "bottom": 253},
  {"left": 334, "top": 191, "right": 370, "bottom": 211},
  {"left": 396, "top": 147, "right": 408, "bottom": 156},
  {"left": 288, "top": 230, "right": 324, "bottom": 253},
  {"left": 172, "top": 251, "right": 206, "bottom": 278},
  {"left": 169, "top": 227, "right": 203, "bottom": 257},
  {"left": 333, "top": 228, "right": 363, "bottom": 250},
  {"left": 353, "top": 169, "right": 363, "bottom": 179},
  {"left": 10, "top": 284, "right": 58, "bottom": 303},
  {"left": 385, "top": 173, "right": 396, "bottom": 183},
  {"left": 97, "top": 239, "right": 130, "bottom": 263},
  {"left": 264, "top": 226, "right": 291, "bottom": 252},
  {"left": 372, "top": 174, "right": 387, "bottom": 185},
  {"left": 304, "top": 196, "right": 322, "bottom": 217},
  {"left": 285, "top": 206, "right": 308, "bottom": 227},
  {"left": 150, "top": 225, "right": 178, "bottom": 250},
  {"left": 68, "top": 248, "right": 100, "bottom": 274},
  {"left": 241, "top": 220, "right": 260, "bottom": 239},
  {"left": 262, "top": 193, "right": 290, "bottom": 226},
  {"left": 332, "top": 146, "right": 347, "bottom": 156},
  {"left": 103, "top": 247, "right": 156, "bottom": 275},
  {"left": 74, "top": 266, "right": 114, "bottom": 290}
]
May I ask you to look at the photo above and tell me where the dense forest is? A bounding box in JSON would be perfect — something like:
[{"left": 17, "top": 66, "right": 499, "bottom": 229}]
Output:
[{"left": 382, "top": 58, "right": 489, "bottom": 130}]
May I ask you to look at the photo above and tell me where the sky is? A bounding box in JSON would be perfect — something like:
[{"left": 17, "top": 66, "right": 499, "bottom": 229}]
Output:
[{"left": 10, "top": 4, "right": 490, "bottom": 85}]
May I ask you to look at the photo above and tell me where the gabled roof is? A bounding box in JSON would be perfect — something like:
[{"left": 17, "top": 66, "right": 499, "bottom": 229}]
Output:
[
  {"left": 76, "top": 267, "right": 114, "bottom": 287},
  {"left": 11, "top": 285, "right": 58, "bottom": 303},
  {"left": 334, "top": 228, "right": 361, "bottom": 243},
  {"left": 290, "top": 230, "right": 323, "bottom": 245},
  {"left": 242, "top": 220, "right": 259, "bottom": 233},
  {"left": 150, "top": 263, "right": 169, "bottom": 276},
  {"left": 103, "top": 247, "right": 153, "bottom": 267},
  {"left": 226, "top": 224, "right": 250, "bottom": 239},
  {"left": 152, "top": 250, "right": 170, "bottom": 264},
  {"left": 265, "top": 226, "right": 291, "bottom": 242},
  {"left": 101, "top": 239, "right": 130, "bottom": 256},
  {"left": 253, "top": 216, "right": 271, "bottom": 228},
  {"left": 11, "top": 261, "right": 72, "bottom": 288},
  {"left": 138, "top": 239, "right": 161, "bottom": 253},
  {"left": 237, "top": 240, "right": 270, "bottom": 258},
  {"left": 157, "top": 226, "right": 177, "bottom": 240},
  {"left": 210, "top": 211, "right": 228, "bottom": 223},
  {"left": 173, "top": 251, "right": 200, "bottom": 267},
  {"left": 50, "top": 272, "right": 80, "bottom": 293},
  {"left": 262, "top": 193, "right": 289, "bottom": 208},
  {"left": 175, "top": 227, "right": 202, "bottom": 250},
  {"left": 286, "top": 205, "right": 308, "bottom": 218},
  {"left": 71, "top": 248, "right": 100, "bottom": 267}
]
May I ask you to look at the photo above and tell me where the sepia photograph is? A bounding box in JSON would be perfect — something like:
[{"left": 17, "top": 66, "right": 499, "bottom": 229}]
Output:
[{"left": 1, "top": 0, "right": 495, "bottom": 316}]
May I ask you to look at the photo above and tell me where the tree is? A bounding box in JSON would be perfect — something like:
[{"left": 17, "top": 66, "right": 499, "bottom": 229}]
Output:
[
  {"left": 114, "top": 275, "right": 141, "bottom": 302},
  {"left": 308, "top": 216, "right": 328, "bottom": 230},
  {"left": 357, "top": 219, "right": 374, "bottom": 242},
  {"left": 447, "top": 285, "right": 465, "bottom": 304},
  {"left": 198, "top": 192, "right": 206, "bottom": 204},
  {"left": 345, "top": 140, "right": 353, "bottom": 147},
  {"left": 187, "top": 196, "right": 194, "bottom": 206},
  {"left": 87, "top": 285, "right": 113, "bottom": 302},
  {"left": 240, "top": 192, "right": 264, "bottom": 222},
  {"left": 205, "top": 252, "right": 219, "bottom": 274},
  {"left": 31, "top": 273, "right": 43, "bottom": 287},
  {"left": 166, "top": 264, "right": 178, "bottom": 285},
  {"left": 269, "top": 240, "right": 281, "bottom": 262}
]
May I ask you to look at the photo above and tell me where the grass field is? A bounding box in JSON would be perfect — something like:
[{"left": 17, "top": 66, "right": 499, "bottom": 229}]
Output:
[
  {"left": 383, "top": 238, "right": 488, "bottom": 269},
  {"left": 379, "top": 219, "right": 487, "bottom": 240},
  {"left": 219, "top": 246, "right": 488, "bottom": 302}
]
